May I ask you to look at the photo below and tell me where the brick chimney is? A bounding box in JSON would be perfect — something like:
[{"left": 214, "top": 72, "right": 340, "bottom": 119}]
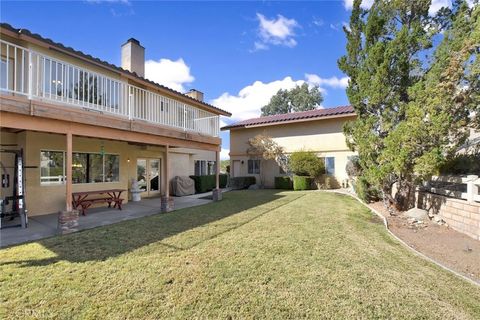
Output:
[
  {"left": 121, "top": 38, "right": 145, "bottom": 77},
  {"left": 185, "top": 89, "right": 204, "bottom": 101}
]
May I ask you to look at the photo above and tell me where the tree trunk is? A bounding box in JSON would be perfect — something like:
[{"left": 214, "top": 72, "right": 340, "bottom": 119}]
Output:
[
  {"left": 394, "top": 179, "right": 416, "bottom": 211},
  {"left": 382, "top": 184, "right": 397, "bottom": 216}
]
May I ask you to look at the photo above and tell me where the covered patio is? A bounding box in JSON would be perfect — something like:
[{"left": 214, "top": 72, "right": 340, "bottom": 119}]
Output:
[
  {"left": 1, "top": 190, "right": 227, "bottom": 247},
  {"left": 1, "top": 108, "right": 224, "bottom": 239}
]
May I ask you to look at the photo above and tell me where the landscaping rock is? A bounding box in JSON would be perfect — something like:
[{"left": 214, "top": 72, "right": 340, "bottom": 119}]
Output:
[
  {"left": 161, "top": 196, "right": 174, "bottom": 213},
  {"left": 248, "top": 184, "right": 260, "bottom": 190},
  {"left": 406, "top": 208, "right": 429, "bottom": 220},
  {"left": 407, "top": 217, "right": 417, "bottom": 224},
  {"left": 406, "top": 216, "right": 428, "bottom": 230},
  {"left": 433, "top": 215, "right": 446, "bottom": 225},
  {"left": 58, "top": 210, "right": 79, "bottom": 234},
  {"left": 212, "top": 188, "right": 223, "bottom": 201}
]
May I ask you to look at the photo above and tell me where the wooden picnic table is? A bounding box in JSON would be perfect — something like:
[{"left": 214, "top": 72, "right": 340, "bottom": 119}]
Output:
[{"left": 72, "top": 189, "right": 125, "bottom": 216}]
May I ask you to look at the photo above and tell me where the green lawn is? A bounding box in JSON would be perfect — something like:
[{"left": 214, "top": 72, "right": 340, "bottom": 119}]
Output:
[{"left": 1, "top": 190, "right": 479, "bottom": 319}]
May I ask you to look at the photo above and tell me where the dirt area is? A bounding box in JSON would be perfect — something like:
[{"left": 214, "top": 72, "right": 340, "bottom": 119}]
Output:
[{"left": 369, "top": 201, "right": 480, "bottom": 283}]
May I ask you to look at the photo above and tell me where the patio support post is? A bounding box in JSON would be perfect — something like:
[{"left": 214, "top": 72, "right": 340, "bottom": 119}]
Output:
[
  {"left": 212, "top": 149, "right": 222, "bottom": 201},
  {"left": 58, "top": 131, "right": 79, "bottom": 235},
  {"left": 165, "top": 144, "right": 170, "bottom": 198},
  {"left": 216, "top": 150, "right": 220, "bottom": 189},
  {"left": 161, "top": 144, "right": 174, "bottom": 212},
  {"left": 66, "top": 132, "right": 73, "bottom": 211}
]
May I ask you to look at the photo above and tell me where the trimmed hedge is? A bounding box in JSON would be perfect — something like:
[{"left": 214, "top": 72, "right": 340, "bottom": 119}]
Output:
[
  {"left": 293, "top": 175, "right": 314, "bottom": 191},
  {"left": 275, "top": 176, "right": 293, "bottom": 190},
  {"left": 189, "top": 174, "right": 228, "bottom": 193},
  {"left": 230, "top": 176, "right": 256, "bottom": 190}
]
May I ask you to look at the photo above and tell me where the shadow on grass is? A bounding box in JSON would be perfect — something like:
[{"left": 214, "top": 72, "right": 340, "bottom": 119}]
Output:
[{"left": 2, "top": 190, "right": 293, "bottom": 266}]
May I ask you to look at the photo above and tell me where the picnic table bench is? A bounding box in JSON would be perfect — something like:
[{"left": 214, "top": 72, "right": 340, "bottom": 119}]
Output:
[{"left": 72, "top": 189, "right": 125, "bottom": 216}]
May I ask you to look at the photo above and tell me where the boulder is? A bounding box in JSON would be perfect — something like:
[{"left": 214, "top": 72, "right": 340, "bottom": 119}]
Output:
[
  {"left": 248, "top": 184, "right": 260, "bottom": 190},
  {"left": 405, "top": 208, "right": 429, "bottom": 221}
]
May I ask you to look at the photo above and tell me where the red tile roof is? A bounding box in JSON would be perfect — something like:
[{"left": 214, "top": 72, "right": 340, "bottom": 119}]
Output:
[
  {"left": 221, "top": 106, "right": 355, "bottom": 130},
  {"left": 0, "top": 23, "right": 231, "bottom": 117}
]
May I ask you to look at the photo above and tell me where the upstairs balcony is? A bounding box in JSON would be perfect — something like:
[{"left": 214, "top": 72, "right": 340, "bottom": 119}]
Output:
[{"left": 0, "top": 39, "right": 220, "bottom": 137}]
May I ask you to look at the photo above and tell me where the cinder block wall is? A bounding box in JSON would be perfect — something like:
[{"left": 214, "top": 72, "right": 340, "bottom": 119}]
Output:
[{"left": 417, "top": 191, "right": 480, "bottom": 240}]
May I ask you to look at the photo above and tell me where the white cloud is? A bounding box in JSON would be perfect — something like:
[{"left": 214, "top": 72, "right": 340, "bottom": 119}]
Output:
[
  {"left": 343, "top": 0, "right": 459, "bottom": 15},
  {"left": 86, "top": 0, "right": 131, "bottom": 5},
  {"left": 211, "top": 74, "right": 348, "bottom": 122},
  {"left": 254, "top": 13, "right": 300, "bottom": 50},
  {"left": 312, "top": 17, "right": 325, "bottom": 27},
  {"left": 329, "top": 23, "right": 339, "bottom": 31},
  {"left": 144, "top": 58, "right": 194, "bottom": 92},
  {"left": 343, "top": 0, "right": 374, "bottom": 10},
  {"left": 305, "top": 74, "right": 349, "bottom": 89},
  {"left": 219, "top": 117, "right": 229, "bottom": 129},
  {"left": 253, "top": 41, "right": 269, "bottom": 51},
  {"left": 220, "top": 148, "right": 230, "bottom": 160},
  {"left": 429, "top": 0, "right": 451, "bottom": 15},
  {"left": 211, "top": 77, "right": 304, "bottom": 121}
]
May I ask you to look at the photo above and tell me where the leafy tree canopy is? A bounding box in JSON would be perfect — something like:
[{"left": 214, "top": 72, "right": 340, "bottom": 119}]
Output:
[
  {"left": 247, "top": 134, "right": 287, "bottom": 186},
  {"left": 247, "top": 134, "right": 285, "bottom": 161},
  {"left": 289, "top": 151, "right": 325, "bottom": 178},
  {"left": 261, "top": 83, "right": 323, "bottom": 116},
  {"left": 338, "top": 0, "right": 479, "bottom": 210}
]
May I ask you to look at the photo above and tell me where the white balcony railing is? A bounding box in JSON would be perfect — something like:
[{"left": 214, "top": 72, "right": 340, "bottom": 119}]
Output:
[{"left": 0, "top": 40, "right": 220, "bottom": 137}]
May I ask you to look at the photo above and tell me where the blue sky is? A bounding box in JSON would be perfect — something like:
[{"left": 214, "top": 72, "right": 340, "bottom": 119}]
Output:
[{"left": 1, "top": 0, "right": 452, "bottom": 158}]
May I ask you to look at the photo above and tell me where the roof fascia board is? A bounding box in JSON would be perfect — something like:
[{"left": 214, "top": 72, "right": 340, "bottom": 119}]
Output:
[{"left": 224, "top": 113, "right": 356, "bottom": 131}]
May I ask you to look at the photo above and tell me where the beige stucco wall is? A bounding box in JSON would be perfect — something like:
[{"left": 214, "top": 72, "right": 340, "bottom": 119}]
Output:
[
  {"left": 0, "top": 130, "right": 217, "bottom": 216},
  {"left": 228, "top": 116, "right": 357, "bottom": 188},
  {"left": 170, "top": 148, "right": 216, "bottom": 178}
]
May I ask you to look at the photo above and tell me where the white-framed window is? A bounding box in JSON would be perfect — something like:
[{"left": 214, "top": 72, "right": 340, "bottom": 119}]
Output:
[
  {"left": 40, "top": 150, "right": 65, "bottom": 184},
  {"left": 325, "top": 157, "right": 335, "bottom": 175},
  {"left": 40, "top": 150, "right": 119, "bottom": 185},
  {"left": 248, "top": 159, "right": 261, "bottom": 174},
  {"left": 194, "top": 160, "right": 216, "bottom": 176}
]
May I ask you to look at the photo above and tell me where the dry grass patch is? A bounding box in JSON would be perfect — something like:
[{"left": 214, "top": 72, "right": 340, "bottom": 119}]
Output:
[{"left": 1, "top": 190, "right": 479, "bottom": 319}]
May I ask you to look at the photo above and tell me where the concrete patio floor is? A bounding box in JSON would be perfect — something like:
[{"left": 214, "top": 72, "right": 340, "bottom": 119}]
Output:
[{"left": 1, "top": 191, "right": 223, "bottom": 248}]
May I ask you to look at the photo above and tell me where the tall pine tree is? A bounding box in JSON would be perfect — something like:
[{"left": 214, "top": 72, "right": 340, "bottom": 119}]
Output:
[{"left": 339, "top": 0, "right": 479, "bottom": 210}]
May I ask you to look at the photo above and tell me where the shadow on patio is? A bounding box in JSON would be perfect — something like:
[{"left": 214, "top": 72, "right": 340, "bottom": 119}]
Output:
[{"left": 1, "top": 190, "right": 291, "bottom": 266}]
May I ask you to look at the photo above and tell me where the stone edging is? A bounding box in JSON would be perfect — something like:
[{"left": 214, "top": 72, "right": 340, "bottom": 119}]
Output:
[{"left": 328, "top": 190, "right": 480, "bottom": 287}]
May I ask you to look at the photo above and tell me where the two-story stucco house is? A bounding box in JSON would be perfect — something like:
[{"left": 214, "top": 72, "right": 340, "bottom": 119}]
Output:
[
  {"left": 221, "top": 106, "right": 356, "bottom": 188},
  {"left": 0, "top": 23, "right": 231, "bottom": 218}
]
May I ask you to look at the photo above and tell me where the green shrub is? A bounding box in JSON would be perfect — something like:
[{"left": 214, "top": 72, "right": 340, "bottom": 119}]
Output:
[
  {"left": 230, "top": 176, "right": 256, "bottom": 190},
  {"left": 439, "top": 154, "right": 480, "bottom": 175},
  {"left": 345, "top": 156, "right": 361, "bottom": 178},
  {"left": 293, "top": 175, "right": 314, "bottom": 191},
  {"left": 189, "top": 174, "right": 228, "bottom": 193},
  {"left": 275, "top": 176, "right": 293, "bottom": 189},
  {"left": 220, "top": 174, "right": 228, "bottom": 188},
  {"left": 353, "top": 176, "right": 381, "bottom": 202},
  {"left": 289, "top": 151, "right": 325, "bottom": 178},
  {"left": 316, "top": 175, "right": 341, "bottom": 190}
]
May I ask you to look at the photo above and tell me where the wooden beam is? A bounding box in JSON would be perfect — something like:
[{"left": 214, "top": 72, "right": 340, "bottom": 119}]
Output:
[
  {"left": 65, "top": 132, "right": 73, "bottom": 212},
  {"left": 216, "top": 150, "right": 220, "bottom": 189},
  {"left": 165, "top": 145, "right": 170, "bottom": 198},
  {"left": 0, "top": 95, "right": 221, "bottom": 146},
  {"left": 0, "top": 111, "right": 220, "bottom": 151}
]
